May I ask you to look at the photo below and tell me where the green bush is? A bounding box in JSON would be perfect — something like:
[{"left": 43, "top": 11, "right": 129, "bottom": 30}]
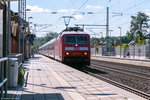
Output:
[
  {"left": 18, "top": 68, "right": 25, "bottom": 86},
  {"left": 121, "top": 44, "right": 129, "bottom": 50}
]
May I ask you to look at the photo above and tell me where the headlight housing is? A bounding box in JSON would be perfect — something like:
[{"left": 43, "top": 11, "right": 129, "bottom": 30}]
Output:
[
  {"left": 66, "top": 52, "right": 69, "bottom": 55},
  {"left": 84, "top": 52, "right": 87, "bottom": 55}
]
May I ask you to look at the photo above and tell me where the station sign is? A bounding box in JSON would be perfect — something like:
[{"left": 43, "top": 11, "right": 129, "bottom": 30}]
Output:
[{"left": 26, "top": 30, "right": 31, "bottom": 34}]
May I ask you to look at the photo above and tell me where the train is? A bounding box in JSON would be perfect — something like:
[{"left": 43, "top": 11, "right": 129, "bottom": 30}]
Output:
[{"left": 39, "top": 27, "right": 91, "bottom": 66}]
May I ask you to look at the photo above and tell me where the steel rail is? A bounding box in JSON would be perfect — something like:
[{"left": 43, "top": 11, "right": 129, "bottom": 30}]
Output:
[
  {"left": 91, "top": 59, "right": 150, "bottom": 76},
  {"left": 84, "top": 70, "right": 150, "bottom": 100},
  {"left": 91, "top": 63, "right": 150, "bottom": 80}
]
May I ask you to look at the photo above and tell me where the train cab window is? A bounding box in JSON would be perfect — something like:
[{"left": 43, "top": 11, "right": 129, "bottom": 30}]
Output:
[
  {"left": 77, "top": 36, "right": 88, "bottom": 44},
  {"left": 65, "top": 36, "right": 76, "bottom": 44},
  {"left": 65, "top": 35, "right": 88, "bottom": 44}
]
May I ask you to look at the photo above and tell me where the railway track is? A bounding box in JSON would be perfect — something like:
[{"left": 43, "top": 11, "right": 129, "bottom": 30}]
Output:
[
  {"left": 85, "top": 70, "right": 150, "bottom": 100},
  {"left": 91, "top": 63, "right": 150, "bottom": 80},
  {"left": 83, "top": 59, "right": 150, "bottom": 100}
]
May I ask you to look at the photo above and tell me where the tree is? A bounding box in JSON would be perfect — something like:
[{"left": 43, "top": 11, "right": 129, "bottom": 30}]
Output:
[
  {"left": 130, "top": 12, "right": 149, "bottom": 44},
  {"left": 126, "top": 31, "right": 134, "bottom": 42},
  {"left": 44, "top": 32, "right": 58, "bottom": 42},
  {"left": 34, "top": 32, "right": 59, "bottom": 52}
]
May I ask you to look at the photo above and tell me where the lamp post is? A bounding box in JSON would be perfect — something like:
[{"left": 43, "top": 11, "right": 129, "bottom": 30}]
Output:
[
  {"left": 28, "top": 16, "right": 33, "bottom": 23},
  {"left": 109, "top": 30, "right": 113, "bottom": 37},
  {"left": 27, "top": 16, "right": 33, "bottom": 33},
  {"left": 100, "top": 32, "right": 103, "bottom": 37},
  {"left": 118, "top": 27, "right": 122, "bottom": 57},
  {"left": 109, "top": 30, "right": 113, "bottom": 56},
  {"left": 27, "top": 17, "right": 33, "bottom": 58}
]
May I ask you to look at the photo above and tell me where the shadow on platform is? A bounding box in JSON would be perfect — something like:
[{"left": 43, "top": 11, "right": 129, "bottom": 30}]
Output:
[
  {"left": 86, "top": 93, "right": 117, "bottom": 96},
  {"left": 26, "top": 83, "right": 77, "bottom": 91},
  {"left": 53, "top": 86, "right": 77, "bottom": 89},
  {"left": 21, "top": 93, "right": 64, "bottom": 100},
  {"left": 7, "top": 93, "right": 64, "bottom": 100},
  {"left": 29, "top": 56, "right": 41, "bottom": 60}
]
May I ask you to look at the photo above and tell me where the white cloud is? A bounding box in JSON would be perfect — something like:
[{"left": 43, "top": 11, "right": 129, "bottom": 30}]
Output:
[
  {"left": 26, "top": 5, "right": 51, "bottom": 12},
  {"left": 57, "top": 9, "right": 77, "bottom": 13},
  {"left": 57, "top": 9, "right": 83, "bottom": 20},
  {"left": 146, "top": 13, "right": 150, "bottom": 16},
  {"left": 145, "top": 9, "right": 150, "bottom": 16},
  {"left": 145, "top": 9, "right": 150, "bottom": 12},
  {"left": 86, "top": 5, "right": 103, "bottom": 9},
  {"left": 73, "top": 15, "right": 84, "bottom": 20}
]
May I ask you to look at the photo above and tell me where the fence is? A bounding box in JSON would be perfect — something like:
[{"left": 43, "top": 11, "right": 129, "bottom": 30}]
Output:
[
  {"left": 91, "top": 45, "right": 150, "bottom": 59},
  {"left": 0, "top": 57, "right": 8, "bottom": 99}
]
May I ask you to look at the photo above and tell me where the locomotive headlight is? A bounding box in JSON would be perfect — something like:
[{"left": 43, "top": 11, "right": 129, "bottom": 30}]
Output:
[
  {"left": 84, "top": 52, "right": 87, "bottom": 55},
  {"left": 66, "top": 52, "right": 69, "bottom": 55}
]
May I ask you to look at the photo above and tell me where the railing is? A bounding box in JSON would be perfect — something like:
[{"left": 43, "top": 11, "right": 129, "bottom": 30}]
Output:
[
  {"left": 0, "top": 57, "right": 8, "bottom": 99},
  {"left": 8, "top": 54, "right": 23, "bottom": 67}
]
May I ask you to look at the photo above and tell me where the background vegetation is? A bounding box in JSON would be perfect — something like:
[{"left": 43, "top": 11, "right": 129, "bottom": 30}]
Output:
[{"left": 34, "top": 32, "right": 59, "bottom": 52}]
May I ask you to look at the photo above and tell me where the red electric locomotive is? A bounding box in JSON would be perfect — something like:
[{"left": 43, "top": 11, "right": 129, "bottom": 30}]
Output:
[{"left": 39, "top": 27, "right": 90, "bottom": 65}]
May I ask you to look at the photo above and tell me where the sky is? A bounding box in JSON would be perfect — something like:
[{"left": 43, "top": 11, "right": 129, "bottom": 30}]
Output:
[{"left": 10, "top": 0, "right": 150, "bottom": 37}]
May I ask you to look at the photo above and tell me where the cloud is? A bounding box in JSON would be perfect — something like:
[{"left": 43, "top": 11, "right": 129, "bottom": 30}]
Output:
[
  {"left": 86, "top": 5, "right": 103, "bottom": 9},
  {"left": 57, "top": 9, "right": 77, "bottom": 13},
  {"left": 26, "top": 5, "right": 51, "bottom": 12},
  {"left": 146, "top": 13, "right": 150, "bottom": 16},
  {"left": 145, "top": 9, "right": 150, "bottom": 12},
  {"left": 145, "top": 9, "right": 150, "bottom": 16},
  {"left": 73, "top": 15, "right": 84, "bottom": 20},
  {"left": 57, "top": 9, "right": 83, "bottom": 20}
]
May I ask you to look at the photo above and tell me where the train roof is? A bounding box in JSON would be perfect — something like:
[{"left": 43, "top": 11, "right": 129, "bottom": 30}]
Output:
[
  {"left": 61, "top": 31, "right": 89, "bottom": 35},
  {"left": 39, "top": 38, "right": 56, "bottom": 49},
  {"left": 62, "top": 27, "right": 83, "bottom": 32},
  {"left": 60, "top": 27, "right": 89, "bottom": 36}
]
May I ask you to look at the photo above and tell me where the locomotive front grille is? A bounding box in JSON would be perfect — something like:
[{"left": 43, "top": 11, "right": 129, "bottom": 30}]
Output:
[{"left": 64, "top": 57, "right": 89, "bottom": 62}]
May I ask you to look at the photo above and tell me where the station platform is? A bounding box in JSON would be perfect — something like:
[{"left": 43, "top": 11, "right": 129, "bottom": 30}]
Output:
[
  {"left": 91, "top": 55, "right": 150, "bottom": 68},
  {"left": 8, "top": 54, "right": 146, "bottom": 100}
]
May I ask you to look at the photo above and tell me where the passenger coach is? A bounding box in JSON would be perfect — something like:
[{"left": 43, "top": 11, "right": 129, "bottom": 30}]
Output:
[{"left": 39, "top": 27, "right": 90, "bottom": 65}]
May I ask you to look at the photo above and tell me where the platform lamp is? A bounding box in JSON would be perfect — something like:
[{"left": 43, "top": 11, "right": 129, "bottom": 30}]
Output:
[
  {"left": 28, "top": 16, "right": 33, "bottom": 23},
  {"left": 27, "top": 16, "right": 33, "bottom": 34},
  {"left": 27, "top": 17, "right": 33, "bottom": 58},
  {"left": 109, "top": 30, "right": 113, "bottom": 37},
  {"left": 109, "top": 30, "right": 113, "bottom": 56},
  {"left": 100, "top": 32, "right": 103, "bottom": 37},
  {"left": 118, "top": 27, "right": 122, "bottom": 58}
]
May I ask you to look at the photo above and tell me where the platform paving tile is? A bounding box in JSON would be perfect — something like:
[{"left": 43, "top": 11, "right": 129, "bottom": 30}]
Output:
[
  {"left": 17, "top": 55, "right": 147, "bottom": 100},
  {"left": 85, "top": 97, "right": 99, "bottom": 100},
  {"left": 86, "top": 88, "right": 97, "bottom": 91},
  {"left": 76, "top": 89, "right": 88, "bottom": 93}
]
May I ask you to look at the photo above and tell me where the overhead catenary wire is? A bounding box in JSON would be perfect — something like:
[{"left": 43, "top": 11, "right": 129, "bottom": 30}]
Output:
[
  {"left": 94, "top": 0, "right": 150, "bottom": 31},
  {"left": 51, "top": 0, "right": 150, "bottom": 35},
  {"left": 48, "top": 0, "right": 76, "bottom": 32},
  {"left": 108, "top": 0, "right": 150, "bottom": 33},
  {"left": 50, "top": 0, "right": 86, "bottom": 32},
  {"left": 77, "top": 0, "right": 89, "bottom": 10},
  {"left": 78, "top": 0, "right": 111, "bottom": 24},
  {"left": 58, "top": 0, "right": 90, "bottom": 28}
]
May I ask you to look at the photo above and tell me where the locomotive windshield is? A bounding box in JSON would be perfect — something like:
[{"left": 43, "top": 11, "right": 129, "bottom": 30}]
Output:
[{"left": 65, "top": 35, "right": 88, "bottom": 44}]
